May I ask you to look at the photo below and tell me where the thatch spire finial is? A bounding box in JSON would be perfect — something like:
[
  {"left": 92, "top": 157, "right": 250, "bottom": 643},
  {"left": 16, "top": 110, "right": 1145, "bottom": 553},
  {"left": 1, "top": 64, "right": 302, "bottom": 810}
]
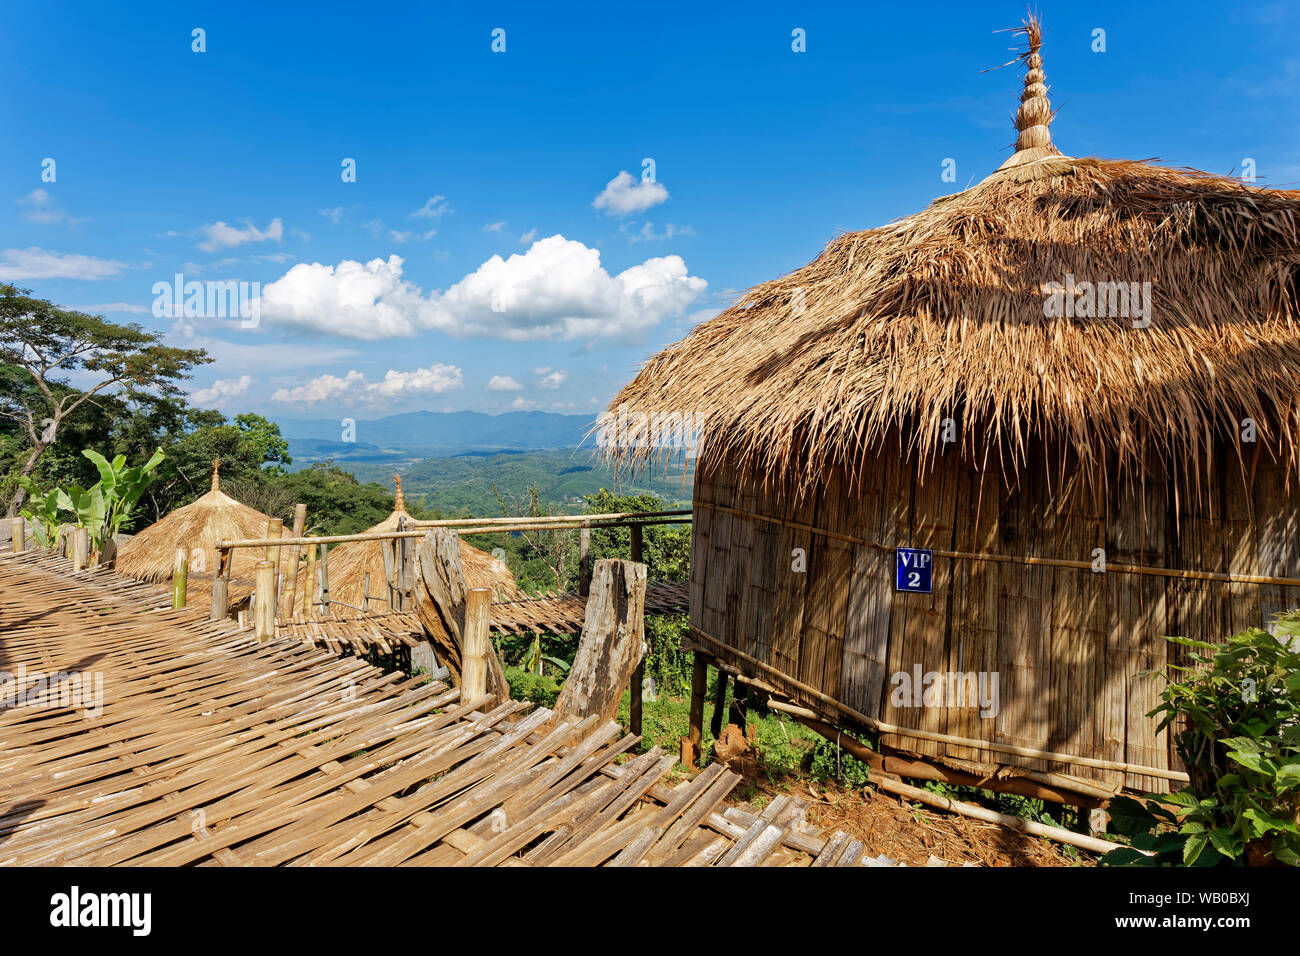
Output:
[
  {"left": 995, "top": 13, "right": 1064, "bottom": 170},
  {"left": 211, "top": 458, "right": 221, "bottom": 492},
  {"left": 393, "top": 473, "right": 405, "bottom": 512}
]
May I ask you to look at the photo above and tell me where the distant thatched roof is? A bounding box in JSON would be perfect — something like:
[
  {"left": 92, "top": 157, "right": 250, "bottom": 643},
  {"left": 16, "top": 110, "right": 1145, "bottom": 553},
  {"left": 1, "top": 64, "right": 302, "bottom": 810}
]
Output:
[
  {"left": 312, "top": 476, "right": 517, "bottom": 612},
  {"left": 607, "top": 18, "right": 1300, "bottom": 496},
  {"left": 116, "top": 461, "right": 283, "bottom": 595}
]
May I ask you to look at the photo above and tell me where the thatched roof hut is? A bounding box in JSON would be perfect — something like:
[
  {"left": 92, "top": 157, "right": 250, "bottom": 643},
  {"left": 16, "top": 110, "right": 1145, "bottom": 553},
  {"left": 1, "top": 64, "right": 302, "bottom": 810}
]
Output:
[
  {"left": 607, "top": 19, "right": 1300, "bottom": 794},
  {"left": 116, "top": 461, "right": 283, "bottom": 602},
  {"left": 317, "top": 476, "right": 517, "bottom": 613}
]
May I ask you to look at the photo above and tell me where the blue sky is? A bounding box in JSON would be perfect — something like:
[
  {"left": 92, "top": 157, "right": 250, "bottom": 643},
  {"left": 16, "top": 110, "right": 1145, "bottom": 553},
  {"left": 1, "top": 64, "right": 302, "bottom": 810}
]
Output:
[{"left": 2, "top": 0, "right": 1297, "bottom": 427}]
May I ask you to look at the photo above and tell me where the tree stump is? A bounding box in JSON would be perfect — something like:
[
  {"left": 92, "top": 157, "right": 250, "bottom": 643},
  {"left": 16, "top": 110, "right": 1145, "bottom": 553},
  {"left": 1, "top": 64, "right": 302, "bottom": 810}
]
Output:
[
  {"left": 413, "top": 529, "right": 509, "bottom": 702},
  {"left": 552, "top": 558, "right": 647, "bottom": 726}
]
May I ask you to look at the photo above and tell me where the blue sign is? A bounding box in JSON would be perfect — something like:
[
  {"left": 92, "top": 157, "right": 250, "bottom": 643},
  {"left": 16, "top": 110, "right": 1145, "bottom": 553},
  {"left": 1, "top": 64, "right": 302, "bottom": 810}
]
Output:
[{"left": 895, "top": 548, "right": 933, "bottom": 593}]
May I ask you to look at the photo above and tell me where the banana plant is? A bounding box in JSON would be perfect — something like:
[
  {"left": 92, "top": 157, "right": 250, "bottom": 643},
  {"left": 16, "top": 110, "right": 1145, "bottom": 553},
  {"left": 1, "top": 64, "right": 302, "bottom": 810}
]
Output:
[
  {"left": 16, "top": 477, "right": 66, "bottom": 549},
  {"left": 58, "top": 448, "right": 164, "bottom": 554}
]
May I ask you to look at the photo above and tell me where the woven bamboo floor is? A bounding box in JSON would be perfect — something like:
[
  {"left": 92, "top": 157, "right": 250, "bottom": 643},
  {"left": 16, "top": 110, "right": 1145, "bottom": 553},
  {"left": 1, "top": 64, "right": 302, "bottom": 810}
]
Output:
[
  {"left": 0, "top": 552, "right": 866, "bottom": 866},
  {"left": 275, "top": 581, "right": 691, "bottom": 655}
]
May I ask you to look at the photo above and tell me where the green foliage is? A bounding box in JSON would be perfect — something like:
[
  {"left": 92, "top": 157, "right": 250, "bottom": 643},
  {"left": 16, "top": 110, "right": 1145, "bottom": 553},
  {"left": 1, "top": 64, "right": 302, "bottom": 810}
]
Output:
[
  {"left": 505, "top": 666, "right": 562, "bottom": 709},
  {"left": 808, "top": 737, "right": 872, "bottom": 787},
  {"left": 1102, "top": 621, "right": 1300, "bottom": 867},
  {"left": 16, "top": 477, "right": 64, "bottom": 548},
  {"left": 57, "top": 449, "right": 164, "bottom": 552}
]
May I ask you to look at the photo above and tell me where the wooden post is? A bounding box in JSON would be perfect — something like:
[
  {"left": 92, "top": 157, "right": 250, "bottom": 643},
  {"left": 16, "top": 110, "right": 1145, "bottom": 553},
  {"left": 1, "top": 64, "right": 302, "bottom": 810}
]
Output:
[
  {"left": 254, "top": 560, "right": 275, "bottom": 641},
  {"left": 362, "top": 572, "right": 371, "bottom": 612},
  {"left": 172, "top": 544, "right": 189, "bottom": 609},
  {"left": 10, "top": 516, "right": 25, "bottom": 553},
  {"left": 71, "top": 527, "right": 89, "bottom": 572},
  {"left": 578, "top": 521, "right": 592, "bottom": 597},
  {"left": 462, "top": 587, "right": 492, "bottom": 703},
  {"left": 210, "top": 547, "right": 231, "bottom": 621},
  {"left": 302, "top": 541, "right": 317, "bottom": 618},
  {"left": 283, "top": 503, "right": 307, "bottom": 618},
  {"left": 318, "top": 542, "right": 330, "bottom": 616},
  {"left": 552, "top": 559, "right": 648, "bottom": 726},
  {"left": 629, "top": 523, "right": 644, "bottom": 741},
  {"left": 382, "top": 538, "right": 396, "bottom": 609},
  {"left": 684, "top": 653, "right": 708, "bottom": 767},
  {"left": 711, "top": 669, "right": 729, "bottom": 739}
]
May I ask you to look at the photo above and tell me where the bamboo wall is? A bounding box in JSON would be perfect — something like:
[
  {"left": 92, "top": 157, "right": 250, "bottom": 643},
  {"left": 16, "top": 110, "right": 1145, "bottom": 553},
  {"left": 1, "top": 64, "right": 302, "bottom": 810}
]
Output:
[{"left": 690, "top": 440, "right": 1300, "bottom": 792}]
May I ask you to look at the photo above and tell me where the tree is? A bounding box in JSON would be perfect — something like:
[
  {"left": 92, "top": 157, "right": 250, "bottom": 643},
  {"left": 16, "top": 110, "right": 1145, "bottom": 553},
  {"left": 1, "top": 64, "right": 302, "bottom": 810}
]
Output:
[{"left": 1, "top": 285, "right": 209, "bottom": 514}]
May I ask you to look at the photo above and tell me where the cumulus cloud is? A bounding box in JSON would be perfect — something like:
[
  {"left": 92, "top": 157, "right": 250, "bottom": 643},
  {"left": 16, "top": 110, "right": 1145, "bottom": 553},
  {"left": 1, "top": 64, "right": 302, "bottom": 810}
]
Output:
[
  {"left": 198, "top": 218, "right": 284, "bottom": 252},
  {"left": 411, "top": 196, "right": 451, "bottom": 219},
  {"left": 271, "top": 363, "right": 463, "bottom": 406},
  {"left": 593, "top": 171, "right": 669, "bottom": 217},
  {"left": 622, "top": 221, "right": 695, "bottom": 242},
  {"left": 511, "top": 397, "right": 537, "bottom": 410},
  {"left": 191, "top": 375, "right": 252, "bottom": 406},
  {"left": 259, "top": 235, "right": 706, "bottom": 342},
  {"left": 537, "top": 369, "right": 568, "bottom": 390},
  {"left": 487, "top": 375, "right": 524, "bottom": 391},
  {"left": 0, "top": 247, "right": 127, "bottom": 280},
  {"left": 17, "top": 189, "right": 72, "bottom": 224}
]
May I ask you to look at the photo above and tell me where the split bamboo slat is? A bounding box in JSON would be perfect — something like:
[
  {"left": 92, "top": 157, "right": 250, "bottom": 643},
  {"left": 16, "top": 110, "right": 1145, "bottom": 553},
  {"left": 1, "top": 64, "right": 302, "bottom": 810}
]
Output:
[{"left": 0, "top": 551, "right": 865, "bottom": 867}]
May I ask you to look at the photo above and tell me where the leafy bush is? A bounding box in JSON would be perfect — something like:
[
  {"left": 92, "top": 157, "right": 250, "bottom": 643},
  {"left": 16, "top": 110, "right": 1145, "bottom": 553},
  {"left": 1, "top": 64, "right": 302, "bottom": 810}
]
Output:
[
  {"left": 505, "top": 666, "right": 562, "bottom": 709},
  {"left": 16, "top": 477, "right": 65, "bottom": 548},
  {"left": 1103, "top": 621, "right": 1300, "bottom": 867}
]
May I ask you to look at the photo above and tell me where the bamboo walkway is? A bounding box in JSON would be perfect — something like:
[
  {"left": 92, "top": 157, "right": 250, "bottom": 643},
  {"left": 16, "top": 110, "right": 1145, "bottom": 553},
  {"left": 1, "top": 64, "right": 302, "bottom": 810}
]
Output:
[
  {"left": 275, "top": 581, "right": 691, "bottom": 655},
  {"left": 0, "top": 553, "right": 868, "bottom": 866}
]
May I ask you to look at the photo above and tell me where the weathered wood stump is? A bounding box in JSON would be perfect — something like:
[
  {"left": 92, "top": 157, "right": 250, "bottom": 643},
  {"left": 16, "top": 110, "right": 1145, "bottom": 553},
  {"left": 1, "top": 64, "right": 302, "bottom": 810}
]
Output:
[
  {"left": 413, "top": 529, "right": 510, "bottom": 702},
  {"left": 552, "top": 558, "right": 647, "bottom": 726}
]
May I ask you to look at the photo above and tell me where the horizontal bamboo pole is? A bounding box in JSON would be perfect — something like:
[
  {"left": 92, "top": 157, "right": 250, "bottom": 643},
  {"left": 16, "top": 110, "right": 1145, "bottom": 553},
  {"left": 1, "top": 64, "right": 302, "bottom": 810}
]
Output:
[
  {"left": 409, "top": 509, "right": 690, "bottom": 527},
  {"left": 873, "top": 776, "right": 1135, "bottom": 857},
  {"left": 216, "top": 514, "right": 691, "bottom": 550},
  {"left": 690, "top": 627, "right": 1190, "bottom": 783},
  {"left": 701, "top": 501, "right": 1300, "bottom": 589}
]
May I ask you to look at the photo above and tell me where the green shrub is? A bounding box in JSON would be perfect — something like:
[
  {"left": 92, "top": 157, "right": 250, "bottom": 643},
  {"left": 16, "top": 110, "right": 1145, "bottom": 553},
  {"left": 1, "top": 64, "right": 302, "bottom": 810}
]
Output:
[
  {"left": 505, "top": 666, "right": 562, "bottom": 709},
  {"left": 1103, "top": 620, "right": 1300, "bottom": 867}
]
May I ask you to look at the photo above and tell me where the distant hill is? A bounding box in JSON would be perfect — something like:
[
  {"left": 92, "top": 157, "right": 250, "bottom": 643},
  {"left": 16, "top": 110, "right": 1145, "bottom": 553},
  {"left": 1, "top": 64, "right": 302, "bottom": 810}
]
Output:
[
  {"left": 343, "top": 449, "right": 694, "bottom": 515},
  {"left": 280, "top": 410, "right": 596, "bottom": 464}
]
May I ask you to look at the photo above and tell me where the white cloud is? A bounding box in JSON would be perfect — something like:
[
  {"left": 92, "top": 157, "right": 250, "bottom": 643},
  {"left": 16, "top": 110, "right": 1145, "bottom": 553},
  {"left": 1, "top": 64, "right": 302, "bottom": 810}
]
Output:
[
  {"left": 259, "top": 235, "right": 706, "bottom": 342},
  {"left": 198, "top": 218, "right": 284, "bottom": 252},
  {"left": 17, "top": 189, "right": 72, "bottom": 224},
  {"left": 511, "top": 396, "right": 537, "bottom": 410},
  {"left": 622, "top": 221, "right": 695, "bottom": 242},
  {"left": 487, "top": 375, "right": 524, "bottom": 391},
  {"left": 593, "top": 171, "right": 669, "bottom": 217},
  {"left": 271, "top": 363, "right": 463, "bottom": 406},
  {"left": 483, "top": 221, "right": 507, "bottom": 233},
  {"left": 362, "top": 219, "right": 384, "bottom": 237},
  {"left": 537, "top": 369, "right": 568, "bottom": 390},
  {"left": 532, "top": 366, "right": 551, "bottom": 375},
  {"left": 411, "top": 196, "right": 451, "bottom": 219},
  {"left": 0, "top": 247, "right": 127, "bottom": 280},
  {"left": 191, "top": 375, "right": 252, "bottom": 406},
  {"left": 518, "top": 228, "right": 538, "bottom": 244},
  {"left": 73, "top": 301, "right": 150, "bottom": 314},
  {"left": 319, "top": 207, "right": 344, "bottom": 224},
  {"left": 388, "top": 229, "right": 436, "bottom": 243}
]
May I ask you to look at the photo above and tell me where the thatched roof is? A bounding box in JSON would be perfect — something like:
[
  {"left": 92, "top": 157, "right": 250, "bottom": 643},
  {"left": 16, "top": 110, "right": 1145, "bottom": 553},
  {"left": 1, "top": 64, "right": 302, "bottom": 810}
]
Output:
[
  {"left": 607, "top": 18, "right": 1300, "bottom": 496},
  {"left": 314, "top": 476, "right": 518, "bottom": 612},
  {"left": 116, "top": 461, "right": 282, "bottom": 594}
]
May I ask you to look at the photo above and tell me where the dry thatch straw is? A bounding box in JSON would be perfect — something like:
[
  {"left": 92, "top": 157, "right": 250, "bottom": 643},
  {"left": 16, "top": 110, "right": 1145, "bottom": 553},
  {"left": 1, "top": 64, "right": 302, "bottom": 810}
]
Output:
[
  {"left": 300, "top": 476, "right": 518, "bottom": 614},
  {"left": 116, "top": 460, "right": 284, "bottom": 602},
  {"left": 606, "top": 14, "right": 1300, "bottom": 502}
]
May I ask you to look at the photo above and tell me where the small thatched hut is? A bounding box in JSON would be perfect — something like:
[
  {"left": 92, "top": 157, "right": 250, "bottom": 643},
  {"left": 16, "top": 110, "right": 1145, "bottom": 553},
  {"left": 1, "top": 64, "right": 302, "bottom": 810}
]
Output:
[
  {"left": 316, "top": 477, "right": 517, "bottom": 614},
  {"left": 116, "top": 461, "right": 284, "bottom": 603},
  {"left": 608, "top": 20, "right": 1300, "bottom": 793}
]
